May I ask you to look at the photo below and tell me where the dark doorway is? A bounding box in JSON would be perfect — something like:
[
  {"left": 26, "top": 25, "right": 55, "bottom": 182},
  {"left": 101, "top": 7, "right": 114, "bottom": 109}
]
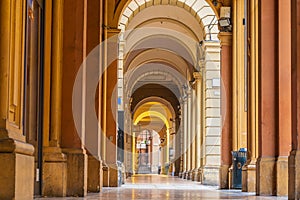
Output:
[{"left": 24, "top": 0, "right": 44, "bottom": 196}]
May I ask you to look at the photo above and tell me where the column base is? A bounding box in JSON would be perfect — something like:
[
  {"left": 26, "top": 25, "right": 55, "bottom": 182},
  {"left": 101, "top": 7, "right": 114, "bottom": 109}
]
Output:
[
  {"left": 197, "top": 168, "right": 203, "bottom": 182},
  {"left": 108, "top": 163, "right": 121, "bottom": 187},
  {"left": 183, "top": 171, "right": 189, "bottom": 179},
  {"left": 0, "top": 138, "right": 35, "bottom": 200},
  {"left": 241, "top": 162, "right": 256, "bottom": 192},
  {"left": 63, "top": 148, "right": 88, "bottom": 197},
  {"left": 219, "top": 164, "right": 230, "bottom": 189},
  {"left": 87, "top": 155, "right": 102, "bottom": 192},
  {"left": 202, "top": 166, "right": 220, "bottom": 186},
  {"left": 256, "top": 157, "right": 276, "bottom": 196},
  {"left": 178, "top": 172, "right": 183, "bottom": 178},
  {"left": 160, "top": 166, "right": 164, "bottom": 175},
  {"left": 43, "top": 147, "right": 67, "bottom": 197},
  {"left": 187, "top": 170, "right": 193, "bottom": 180},
  {"left": 276, "top": 156, "right": 288, "bottom": 196},
  {"left": 288, "top": 150, "right": 300, "bottom": 199},
  {"left": 121, "top": 163, "right": 126, "bottom": 184},
  {"left": 174, "top": 158, "right": 181, "bottom": 176},
  {"left": 192, "top": 168, "right": 198, "bottom": 181},
  {"left": 102, "top": 163, "right": 109, "bottom": 187}
]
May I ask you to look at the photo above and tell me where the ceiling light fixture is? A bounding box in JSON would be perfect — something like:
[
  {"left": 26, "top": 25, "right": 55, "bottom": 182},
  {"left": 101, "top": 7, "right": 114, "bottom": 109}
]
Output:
[
  {"left": 219, "top": 18, "right": 230, "bottom": 27},
  {"left": 218, "top": 7, "right": 232, "bottom": 32}
]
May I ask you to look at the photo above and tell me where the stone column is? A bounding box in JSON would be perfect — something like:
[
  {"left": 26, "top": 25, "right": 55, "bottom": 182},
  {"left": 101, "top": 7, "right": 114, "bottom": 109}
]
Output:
[
  {"left": 201, "top": 41, "right": 221, "bottom": 186},
  {"left": 179, "top": 97, "right": 186, "bottom": 178},
  {"left": 192, "top": 72, "right": 202, "bottom": 182},
  {"left": 256, "top": 0, "right": 277, "bottom": 195},
  {"left": 276, "top": 0, "right": 292, "bottom": 196},
  {"left": 103, "top": 28, "right": 121, "bottom": 187},
  {"left": 123, "top": 98, "right": 133, "bottom": 175},
  {"left": 232, "top": 0, "right": 247, "bottom": 152},
  {"left": 101, "top": 83, "right": 108, "bottom": 186},
  {"left": 42, "top": 0, "right": 67, "bottom": 197},
  {"left": 132, "top": 128, "right": 136, "bottom": 174},
  {"left": 289, "top": 0, "right": 300, "bottom": 199},
  {"left": 85, "top": 0, "right": 103, "bottom": 193},
  {"left": 165, "top": 129, "right": 170, "bottom": 175},
  {"left": 218, "top": 32, "right": 233, "bottom": 189},
  {"left": 174, "top": 107, "right": 182, "bottom": 176},
  {"left": 185, "top": 90, "right": 192, "bottom": 179},
  {"left": 189, "top": 88, "right": 196, "bottom": 180},
  {"left": 182, "top": 98, "right": 188, "bottom": 178},
  {"left": 242, "top": 0, "right": 258, "bottom": 192},
  {"left": 61, "top": 0, "right": 88, "bottom": 196},
  {"left": 178, "top": 99, "right": 185, "bottom": 178},
  {"left": 161, "top": 138, "right": 166, "bottom": 174},
  {"left": 0, "top": 1, "right": 35, "bottom": 199},
  {"left": 192, "top": 72, "right": 202, "bottom": 181}
]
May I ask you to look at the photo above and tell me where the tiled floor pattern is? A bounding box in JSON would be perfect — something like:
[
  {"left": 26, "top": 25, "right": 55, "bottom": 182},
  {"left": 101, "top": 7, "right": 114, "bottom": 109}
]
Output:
[{"left": 37, "top": 174, "right": 287, "bottom": 199}]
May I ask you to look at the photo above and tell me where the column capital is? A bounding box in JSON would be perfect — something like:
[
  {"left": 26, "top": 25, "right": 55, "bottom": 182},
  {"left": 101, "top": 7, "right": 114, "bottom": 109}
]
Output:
[
  {"left": 218, "top": 32, "right": 232, "bottom": 46},
  {"left": 104, "top": 27, "right": 121, "bottom": 38},
  {"left": 186, "top": 89, "right": 192, "bottom": 96},
  {"left": 193, "top": 72, "right": 202, "bottom": 81},
  {"left": 179, "top": 97, "right": 186, "bottom": 104}
]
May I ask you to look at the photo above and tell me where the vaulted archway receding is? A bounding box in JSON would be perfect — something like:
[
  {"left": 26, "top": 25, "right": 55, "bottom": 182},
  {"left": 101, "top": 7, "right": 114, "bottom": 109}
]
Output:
[{"left": 117, "top": 0, "right": 221, "bottom": 185}]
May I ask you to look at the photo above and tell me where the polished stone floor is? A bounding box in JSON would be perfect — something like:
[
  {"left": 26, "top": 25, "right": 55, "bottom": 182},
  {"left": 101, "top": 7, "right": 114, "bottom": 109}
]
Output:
[{"left": 37, "top": 175, "right": 287, "bottom": 199}]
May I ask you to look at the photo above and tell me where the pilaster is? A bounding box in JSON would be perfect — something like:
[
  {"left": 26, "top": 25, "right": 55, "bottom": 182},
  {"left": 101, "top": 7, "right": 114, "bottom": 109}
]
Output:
[
  {"left": 42, "top": 0, "right": 68, "bottom": 197},
  {"left": 192, "top": 72, "right": 202, "bottom": 182},
  {"left": 103, "top": 27, "right": 121, "bottom": 187},
  {"left": 178, "top": 99, "right": 185, "bottom": 178},
  {"left": 85, "top": 0, "right": 103, "bottom": 192},
  {"left": 185, "top": 90, "right": 192, "bottom": 180},
  {"left": 232, "top": 0, "right": 247, "bottom": 152},
  {"left": 243, "top": 0, "right": 258, "bottom": 192},
  {"left": 181, "top": 98, "right": 188, "bottom": 179},
  {"left": 189, "top": 89, "right": 196, "bottom": 180},
  {"left": 256, "top": 0, "right": 277, "bottom": 195},
  {"left": 174, "top": 111, "right": 182, "bottom": 176},
  {"left": 61, "top": 0, "right": 88, "bottom": 196},
  {"left": 0, "top": 1, "right": 35, "bottom": 199},
  {"left": 201, "top": 41, "right": 221, "bottom": 186},
  {"left": 276, "top": 0, "right": 292, "bottom": 196}
]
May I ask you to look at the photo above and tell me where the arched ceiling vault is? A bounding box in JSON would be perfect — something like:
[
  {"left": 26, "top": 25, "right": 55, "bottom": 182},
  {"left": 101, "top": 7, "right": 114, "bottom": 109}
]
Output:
[
  {"left": 125, "top": 63, "right": 186, "bottom": 99},
  {"left": 115, "top": 0, "right": 220, "bottom": 41},
  {"left": 125, "top": 49, "right": 188, "bottom": 75},
  {"left": 130, "top": 84, "right": 180, "bottom": 116},
  {"left": 111, "top": 0, "right": 233, "bottom": 27},
  {"left": 133, "top": 100, "right": 175, "bottom": 135},
  {"left": 134, "top": 110, "right": 170, "bottom": 130},
  {"left": 123, "top": 34, "right": 196, "bottom": 76},
  {"left": 124, "top": 48, "right": 190, "bottom": 96},
  {"left": 133, "top": 97, "right": 176, "bottom": 117},
  {"left": 123, "top": 7, "right": 204, "bottom": 41}
]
